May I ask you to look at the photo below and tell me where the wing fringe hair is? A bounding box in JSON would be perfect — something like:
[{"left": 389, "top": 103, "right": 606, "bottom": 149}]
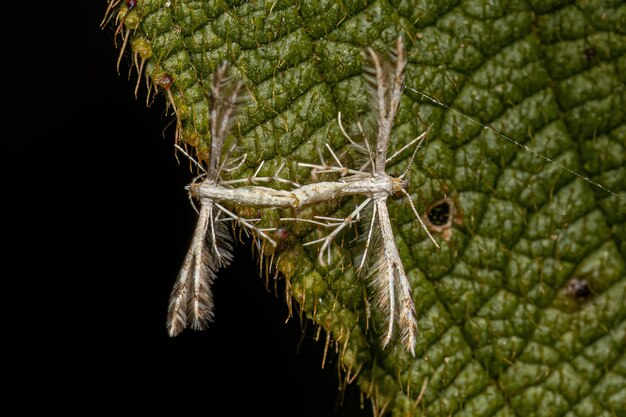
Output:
[
  {"left": 167, "top": 62, "right": 241, "bottom": 337},
  {"left": 167, "top": 204, "right": 234, "bottom": 337},
  {"left": 358, "top": 198, "right": 418, "bottom": 355}
]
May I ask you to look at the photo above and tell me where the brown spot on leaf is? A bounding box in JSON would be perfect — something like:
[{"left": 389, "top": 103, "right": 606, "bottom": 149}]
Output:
[
  {"left": 423, "top": 196, "right": 462, "bottom": 242},
  {"left": 154, "top": 73, "right": 173, "bottom": 90}
]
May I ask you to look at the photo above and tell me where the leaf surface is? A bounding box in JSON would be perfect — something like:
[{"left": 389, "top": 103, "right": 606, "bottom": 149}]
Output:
[{"left": 108, "top": 1, "right": 626, "bottom": 415}]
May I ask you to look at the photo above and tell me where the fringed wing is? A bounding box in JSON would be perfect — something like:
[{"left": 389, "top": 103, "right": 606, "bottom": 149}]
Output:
[
  {"left": 168, "top": 63, "right": 241, "bottom": 336},
  {"left": 359, "top": 197, "right": 417, "bottom": 355},
  {"left": 362, "top": 37, "right": 407, "bottom": 170},
  {"left": 207, "top": 63, "right": 245, "bottom": 179},
  {"left": 166, "top": 203, "right": 234, "bottom": 337}
]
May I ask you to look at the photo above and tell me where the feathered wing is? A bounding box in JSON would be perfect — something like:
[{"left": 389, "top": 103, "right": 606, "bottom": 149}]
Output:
[
  {"left": 361, "top": 197, "right": 418, "bottom": 355},
  {"left": 167, "top": 62, "right": 240, "bottom": 337},
  {"left": 166, "top": 203, "right": 234, "bottom": 336},
  {"left": 207, "top": 63, "right": 244, "bottom": 179},
  {"left": 362, "top": 37, "right": 407, "bottom": 169}
]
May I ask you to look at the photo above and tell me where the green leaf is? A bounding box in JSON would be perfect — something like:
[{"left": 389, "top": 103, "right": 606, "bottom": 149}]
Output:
[{"left": 107, "top": 0, "right": 626, "bottom": 415}]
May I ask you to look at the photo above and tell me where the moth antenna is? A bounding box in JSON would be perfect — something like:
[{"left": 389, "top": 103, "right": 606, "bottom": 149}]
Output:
[
  {"left": 399, "top": 188, "right": 440, "bottom": 250},
  {"left": 184, "top": 180, "right": 202, "bottom": 215},
  {"left": 188, "top": 193, "right": 200, "bottom": 215},
  {"left": 398, "top": 131, "right": 428, "bottom": 181}
]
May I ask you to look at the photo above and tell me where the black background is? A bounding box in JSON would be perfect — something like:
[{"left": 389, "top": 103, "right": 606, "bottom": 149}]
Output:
[{"left": 4, "top": 2, "right": 372, "bottom": 415}]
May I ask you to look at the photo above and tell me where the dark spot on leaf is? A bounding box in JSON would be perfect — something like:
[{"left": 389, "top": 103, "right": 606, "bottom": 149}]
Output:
[
  {"left": 583, "top": 47, "right": 596, "bottom": 62},
  {"left": 427, "top": 200, "right": 451, "bottom": 226},
  {"left": 564, "top": 277, "right": 592, "bottom": 299}
]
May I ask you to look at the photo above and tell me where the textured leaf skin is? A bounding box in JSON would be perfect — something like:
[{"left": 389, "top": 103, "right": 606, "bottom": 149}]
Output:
[{"left": 109, "top": 1, "right": 626, "bottom": 416}]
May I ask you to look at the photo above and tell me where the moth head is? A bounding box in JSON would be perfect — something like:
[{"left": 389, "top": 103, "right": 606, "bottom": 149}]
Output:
[
  {"left": 186, "top": 173, "right": 210, "bottom": 199},
  {"left": 391, "top": 176, "right": 408, "bottom": 197},
  {"left": 187, "top": 182, "right": 201, "bottom": 198}
]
